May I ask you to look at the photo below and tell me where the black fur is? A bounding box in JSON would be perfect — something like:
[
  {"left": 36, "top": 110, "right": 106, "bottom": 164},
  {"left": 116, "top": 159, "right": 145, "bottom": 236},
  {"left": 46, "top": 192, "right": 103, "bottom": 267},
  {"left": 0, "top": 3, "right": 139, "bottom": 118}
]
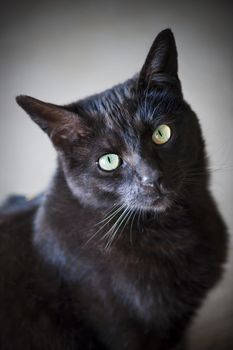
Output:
[{"left": 0, "top": 29, "right": 228, "bottom": 350}]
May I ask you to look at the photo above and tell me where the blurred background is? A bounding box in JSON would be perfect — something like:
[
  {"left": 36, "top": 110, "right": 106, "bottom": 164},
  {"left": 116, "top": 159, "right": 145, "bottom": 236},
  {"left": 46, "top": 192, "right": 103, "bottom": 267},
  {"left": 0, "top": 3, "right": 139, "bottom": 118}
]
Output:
[{"left": 0, "top": 0, "right": 232, "bottom": 348}]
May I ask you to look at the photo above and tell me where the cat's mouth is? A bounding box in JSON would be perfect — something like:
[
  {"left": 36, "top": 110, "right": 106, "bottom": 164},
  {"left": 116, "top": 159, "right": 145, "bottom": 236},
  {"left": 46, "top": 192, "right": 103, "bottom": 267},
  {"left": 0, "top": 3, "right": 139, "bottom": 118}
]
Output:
[
  {"left": 123, "top": 185, "right": 173, "bottom": 213},
  {"left": 119, "top": 180, "right": 175, "bottom": 213},
  {"left": 138, "top": 192, "right": 173, "bottom": 212}
]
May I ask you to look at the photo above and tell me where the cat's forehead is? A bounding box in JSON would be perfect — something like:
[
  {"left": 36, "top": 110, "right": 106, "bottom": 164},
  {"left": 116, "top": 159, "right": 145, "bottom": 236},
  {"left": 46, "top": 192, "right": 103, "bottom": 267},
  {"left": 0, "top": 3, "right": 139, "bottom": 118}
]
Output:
[
  {"left": 82, "top": 81, "right": 182, "bottom": 125},
  {"left": 77, "top": 79, "right": 183, "bottom": 143},
  {"left": 83, "top": 80, "right": 136, "bottom": 118}
]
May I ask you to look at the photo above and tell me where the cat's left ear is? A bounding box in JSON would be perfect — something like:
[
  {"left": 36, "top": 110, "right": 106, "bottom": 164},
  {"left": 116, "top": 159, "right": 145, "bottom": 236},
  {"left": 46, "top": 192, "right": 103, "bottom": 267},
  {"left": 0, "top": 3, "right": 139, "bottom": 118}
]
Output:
[
  {"left": 138, "top": 29, "right": 179, "bottom": 90},
  {"left": 16, "top": 95, "right": 89, "bottom": 147}
]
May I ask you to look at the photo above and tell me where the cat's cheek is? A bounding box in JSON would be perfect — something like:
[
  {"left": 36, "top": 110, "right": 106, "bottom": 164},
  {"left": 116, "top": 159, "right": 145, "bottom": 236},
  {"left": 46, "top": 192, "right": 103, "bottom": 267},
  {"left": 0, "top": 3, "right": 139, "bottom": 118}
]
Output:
[
  {"left": 57, "top": 161, "right": 118, "bottom": 208},
  {"left": 117, "top": 182, "right": 147, "bottom": 210}
]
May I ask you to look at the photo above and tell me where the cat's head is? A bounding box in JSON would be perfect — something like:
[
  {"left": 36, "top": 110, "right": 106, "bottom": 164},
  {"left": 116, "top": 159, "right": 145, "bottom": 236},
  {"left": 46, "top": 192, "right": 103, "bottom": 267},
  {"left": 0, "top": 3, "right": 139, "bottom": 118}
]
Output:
[{"left": 16, "top": 29, "right": 206, "bottom": 213}]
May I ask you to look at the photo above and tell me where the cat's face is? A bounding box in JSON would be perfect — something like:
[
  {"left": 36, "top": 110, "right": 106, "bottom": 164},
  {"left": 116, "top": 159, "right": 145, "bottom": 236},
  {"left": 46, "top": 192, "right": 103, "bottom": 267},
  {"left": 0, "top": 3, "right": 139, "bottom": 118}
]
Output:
[
  {"left": 16, "top": 29, "right": 206, "bottom": 213},
  {"left": 58, "top": 89, "right": 203, "bottom": 213}
]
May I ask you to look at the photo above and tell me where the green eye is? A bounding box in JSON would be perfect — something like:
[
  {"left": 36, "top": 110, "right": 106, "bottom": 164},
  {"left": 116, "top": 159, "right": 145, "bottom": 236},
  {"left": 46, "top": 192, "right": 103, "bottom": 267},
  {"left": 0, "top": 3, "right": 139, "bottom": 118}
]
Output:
[
  {"left": 152, "top": 124, "right": 171, "bottom": 145},
  {"left": 98, "top": 153, "right": 121, "bottom": 171}
]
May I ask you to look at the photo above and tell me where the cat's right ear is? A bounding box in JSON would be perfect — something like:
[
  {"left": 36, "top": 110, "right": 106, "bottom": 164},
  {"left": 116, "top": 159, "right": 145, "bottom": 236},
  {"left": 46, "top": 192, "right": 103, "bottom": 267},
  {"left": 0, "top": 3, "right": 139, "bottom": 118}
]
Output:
[
  {"left": 138, "top": 29, "right": 181, "bottom": 92},
  {"left": 16, "top": 95, "right": 89, "bottom": 147}
]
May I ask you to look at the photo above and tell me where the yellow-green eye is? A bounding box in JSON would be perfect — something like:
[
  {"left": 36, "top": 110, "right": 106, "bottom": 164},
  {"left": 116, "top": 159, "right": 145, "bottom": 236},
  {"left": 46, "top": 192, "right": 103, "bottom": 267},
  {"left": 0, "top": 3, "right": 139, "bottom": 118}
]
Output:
[
  {"left": 152, "top": 124, "right": 171, "bottom": 145},
  {"left": 98, "top": 153, "right": 121, "bottom": 171}
]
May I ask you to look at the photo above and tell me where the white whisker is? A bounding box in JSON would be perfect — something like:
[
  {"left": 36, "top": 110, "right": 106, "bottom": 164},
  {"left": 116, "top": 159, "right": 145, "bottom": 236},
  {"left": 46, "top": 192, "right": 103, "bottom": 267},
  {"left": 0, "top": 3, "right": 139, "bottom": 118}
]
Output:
[
  {"left": 94, "top": 204, "right": 124, "bottom": 227},
  {"left": 130, "top": 209, "right": 137, "bottom": 247},
  {"left": 84, "top": 204, "right": 124, "bottom": 245},
  {"left": 103, "top": 207, "right": 130, "bottom": 250}
]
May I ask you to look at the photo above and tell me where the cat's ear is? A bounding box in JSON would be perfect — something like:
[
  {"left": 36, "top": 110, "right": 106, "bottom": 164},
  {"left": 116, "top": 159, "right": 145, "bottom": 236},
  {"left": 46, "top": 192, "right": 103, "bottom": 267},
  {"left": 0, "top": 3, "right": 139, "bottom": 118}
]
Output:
[
  {"left": 138, "top": 29, "right": 179, "bottom": 90},
  {"left": 16, "top": 95, "right": 89, "bottom": 147}
]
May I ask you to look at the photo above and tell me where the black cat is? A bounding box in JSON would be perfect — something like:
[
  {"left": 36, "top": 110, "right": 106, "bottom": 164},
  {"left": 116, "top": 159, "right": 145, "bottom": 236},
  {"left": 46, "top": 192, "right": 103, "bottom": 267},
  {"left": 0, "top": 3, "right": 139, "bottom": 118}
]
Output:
[{"left": 0, "top": 29, "right": 228, "bottom": 350}]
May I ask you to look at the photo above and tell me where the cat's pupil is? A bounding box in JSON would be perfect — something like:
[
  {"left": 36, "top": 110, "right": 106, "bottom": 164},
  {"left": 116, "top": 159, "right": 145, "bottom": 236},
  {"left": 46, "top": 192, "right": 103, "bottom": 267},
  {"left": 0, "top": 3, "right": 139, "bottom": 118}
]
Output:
[
  {"left": 107, "top": 156, "right": 111, "bottom": 163},
  {"left": 158, "top": 130, "right": 163, "bottom": 137}
]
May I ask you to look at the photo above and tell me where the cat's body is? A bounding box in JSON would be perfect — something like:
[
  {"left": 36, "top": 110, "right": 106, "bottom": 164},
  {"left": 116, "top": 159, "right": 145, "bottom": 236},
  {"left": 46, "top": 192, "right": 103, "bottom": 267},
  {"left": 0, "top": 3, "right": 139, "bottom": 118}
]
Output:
[
  {"left": 0, "top": 29, "right": 228, "bottom": 349},
  {"left": 0, "top": 195, "right": 103, "bottom": 350}
]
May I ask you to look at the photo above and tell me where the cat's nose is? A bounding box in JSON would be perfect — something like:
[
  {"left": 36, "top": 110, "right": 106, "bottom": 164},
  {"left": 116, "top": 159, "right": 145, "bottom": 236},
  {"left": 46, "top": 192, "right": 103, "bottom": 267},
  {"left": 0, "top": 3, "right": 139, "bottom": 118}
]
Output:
[
  {"left": 135, "top": 160, "right": 162, "bottom": 187},
  {"left": 141, "top": 175, "right": 155, "bottom": 187},
  {"left": 140, "top": 170, "right": 162, "bottom": 188}
]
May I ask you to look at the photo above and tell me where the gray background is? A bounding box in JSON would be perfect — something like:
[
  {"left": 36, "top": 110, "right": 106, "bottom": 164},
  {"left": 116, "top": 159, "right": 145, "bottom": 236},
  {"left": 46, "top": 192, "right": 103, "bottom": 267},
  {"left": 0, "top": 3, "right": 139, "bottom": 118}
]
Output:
[{"left": 0, "top": 0, "right": 233, "bottom": 348}]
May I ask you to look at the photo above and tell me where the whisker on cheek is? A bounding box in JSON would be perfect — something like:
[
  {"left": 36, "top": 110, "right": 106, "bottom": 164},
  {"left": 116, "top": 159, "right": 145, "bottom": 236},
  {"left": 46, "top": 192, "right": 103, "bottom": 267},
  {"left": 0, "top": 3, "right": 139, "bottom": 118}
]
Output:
[
  {"left": 130, "top": 210, "right": 138, "bottom": 247},
  {"left": 103, "top": 207, "right": 131, "bottom": 250},
  {"left": 84, "top": 204, "right": 124, "bottom": 246}
]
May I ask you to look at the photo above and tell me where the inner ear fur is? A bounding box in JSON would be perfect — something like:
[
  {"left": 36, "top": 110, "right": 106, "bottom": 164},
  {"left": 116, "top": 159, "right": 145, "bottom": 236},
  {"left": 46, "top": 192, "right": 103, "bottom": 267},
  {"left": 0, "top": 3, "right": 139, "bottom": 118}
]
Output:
[
  {"left": 16, "top": 95, "right": 90, "bottom": 146},
  {"left": 138, "top": 29, "right": 180, "bottom": 92}
]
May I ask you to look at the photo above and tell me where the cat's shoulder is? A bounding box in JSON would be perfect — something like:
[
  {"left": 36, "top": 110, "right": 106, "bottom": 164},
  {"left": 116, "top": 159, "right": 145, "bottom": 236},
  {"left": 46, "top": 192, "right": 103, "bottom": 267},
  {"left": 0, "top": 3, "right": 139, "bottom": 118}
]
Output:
[
  {"left": 0, "top": 195, "right": 100, "bottom": 349},
  {"left": 0, "top": 194, "right": 40, "bottom": 251}
]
